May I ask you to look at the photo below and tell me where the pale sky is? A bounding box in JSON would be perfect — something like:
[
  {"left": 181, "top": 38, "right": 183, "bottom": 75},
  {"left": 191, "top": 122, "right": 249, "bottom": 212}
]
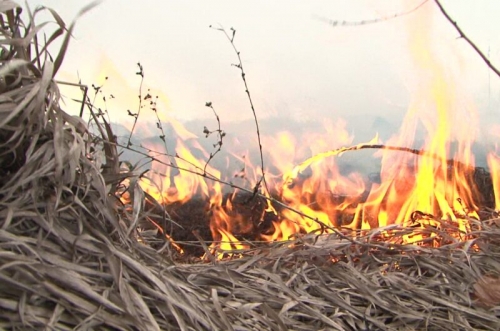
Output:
[{"left": 25, "top": 0, "right": 500, "bottom": 146}]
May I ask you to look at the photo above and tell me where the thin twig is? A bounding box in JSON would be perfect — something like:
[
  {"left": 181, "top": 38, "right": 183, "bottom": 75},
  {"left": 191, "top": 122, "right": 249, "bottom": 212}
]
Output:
[
  {"left": 149, "top": 93, "right": 168, "bottom": 154},
  {"left": 315, "top": 0, "right": 429, "bottom": 27},
  {"left": 203, "top": 101, "right": 225, "bottom": 175},
  {"left": 283, "top": 143, "right": 476, "bottom": 187},
  {"left": 148, "top": 91, "right": 180, "bottom": 187},
  {"left": 210, "top": 25, "right": 270, "bottom": 198},
  {"left": 434, "top": 0, "right": 500, "bottom": 78},
  {"left": 126, "top": 62, "right": 145, "bottom": 147}
]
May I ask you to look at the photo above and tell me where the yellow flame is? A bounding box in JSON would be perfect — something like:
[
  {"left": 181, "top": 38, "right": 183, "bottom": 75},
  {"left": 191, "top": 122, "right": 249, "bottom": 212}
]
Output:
[{"left": 488, "top": 153, "right": 500, "bottom": 211}]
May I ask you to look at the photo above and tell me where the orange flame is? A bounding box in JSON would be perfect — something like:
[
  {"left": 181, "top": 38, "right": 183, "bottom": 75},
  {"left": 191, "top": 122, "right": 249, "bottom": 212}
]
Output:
[{"left": 119, "top": 3, "right": 498, "bottom": 258}]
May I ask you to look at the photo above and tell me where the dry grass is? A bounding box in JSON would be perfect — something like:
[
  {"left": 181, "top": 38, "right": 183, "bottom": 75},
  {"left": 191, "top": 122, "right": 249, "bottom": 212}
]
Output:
[{"left": 0, "top": 2, "right": 499, "bottom": 330}]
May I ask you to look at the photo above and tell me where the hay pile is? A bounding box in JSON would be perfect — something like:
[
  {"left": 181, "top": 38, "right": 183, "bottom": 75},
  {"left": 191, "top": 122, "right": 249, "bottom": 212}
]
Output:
[{"left": 1, "top": 2, "right": 500, "bottom": 330}]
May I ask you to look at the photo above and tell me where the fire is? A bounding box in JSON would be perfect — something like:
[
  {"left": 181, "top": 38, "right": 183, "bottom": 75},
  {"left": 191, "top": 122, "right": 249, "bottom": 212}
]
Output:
[
  {"left": 144, "top": 139, "right": 214, "bottom": 204},
  {"left": 486, "top": 126, "right": 500, "bottom": 212},
  {"left": 487, "top": 152, "right": 500, "bottom": 211},
  {"left": 118, "top": 3, "right": 500, "bottom": 258},
  {"left": 349, "top": 2, "right": 480, "bottom": 241}
]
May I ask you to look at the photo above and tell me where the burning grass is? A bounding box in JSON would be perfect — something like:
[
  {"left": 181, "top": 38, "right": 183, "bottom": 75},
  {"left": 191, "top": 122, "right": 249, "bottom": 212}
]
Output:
[{"left": 1, "top": 2, "right": 500, "bottom": 330}]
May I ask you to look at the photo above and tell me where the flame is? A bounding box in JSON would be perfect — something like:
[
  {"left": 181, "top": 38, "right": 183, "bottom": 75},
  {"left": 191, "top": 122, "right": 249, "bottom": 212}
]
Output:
[
  {"left": 488, "top": 152, "right": 500, "bottom": 211},
  {"left": 142, "top": 138, "right": 215, "bottom": 204},
  {"left": 114, "top": 3, "right": 500, "bottom": 259},
  {"left": 351, "top": 3, "right": 479, "bottom": 242},
  {"left": 211, "top": 229, "right": 248, "bottom": 259}
]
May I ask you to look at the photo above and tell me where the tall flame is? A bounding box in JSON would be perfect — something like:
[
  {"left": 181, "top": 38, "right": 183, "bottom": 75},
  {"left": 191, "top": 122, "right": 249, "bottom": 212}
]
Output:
[
  {"left": 354, "top": 3, "right": 479, "bottom": 239},
  {"left": 487, "top": 152, "right": 500, "bottom": 211}
]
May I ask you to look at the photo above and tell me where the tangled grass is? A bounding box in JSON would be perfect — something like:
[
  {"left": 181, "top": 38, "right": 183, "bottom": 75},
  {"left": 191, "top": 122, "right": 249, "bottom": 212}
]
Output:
[{"left": 0, "top": 2, "right": 499, "bottom": 330}]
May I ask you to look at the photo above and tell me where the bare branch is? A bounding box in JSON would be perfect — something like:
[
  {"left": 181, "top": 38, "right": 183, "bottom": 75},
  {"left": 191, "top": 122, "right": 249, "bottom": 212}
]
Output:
[
  {"left": 126, "top": 62, "right": 145, "bottom": 148},
  {"left": 203, "top": 101, "right": 226, "bottom": 175},
  {"left": 284, "top": 143, "right": 476, "bottom": 189},
  {"left": 434, "top": 0, "right": 500, "bottom": 78},
  {"left": 210, "top": 25, "right": 270, "bottom": 198}
]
